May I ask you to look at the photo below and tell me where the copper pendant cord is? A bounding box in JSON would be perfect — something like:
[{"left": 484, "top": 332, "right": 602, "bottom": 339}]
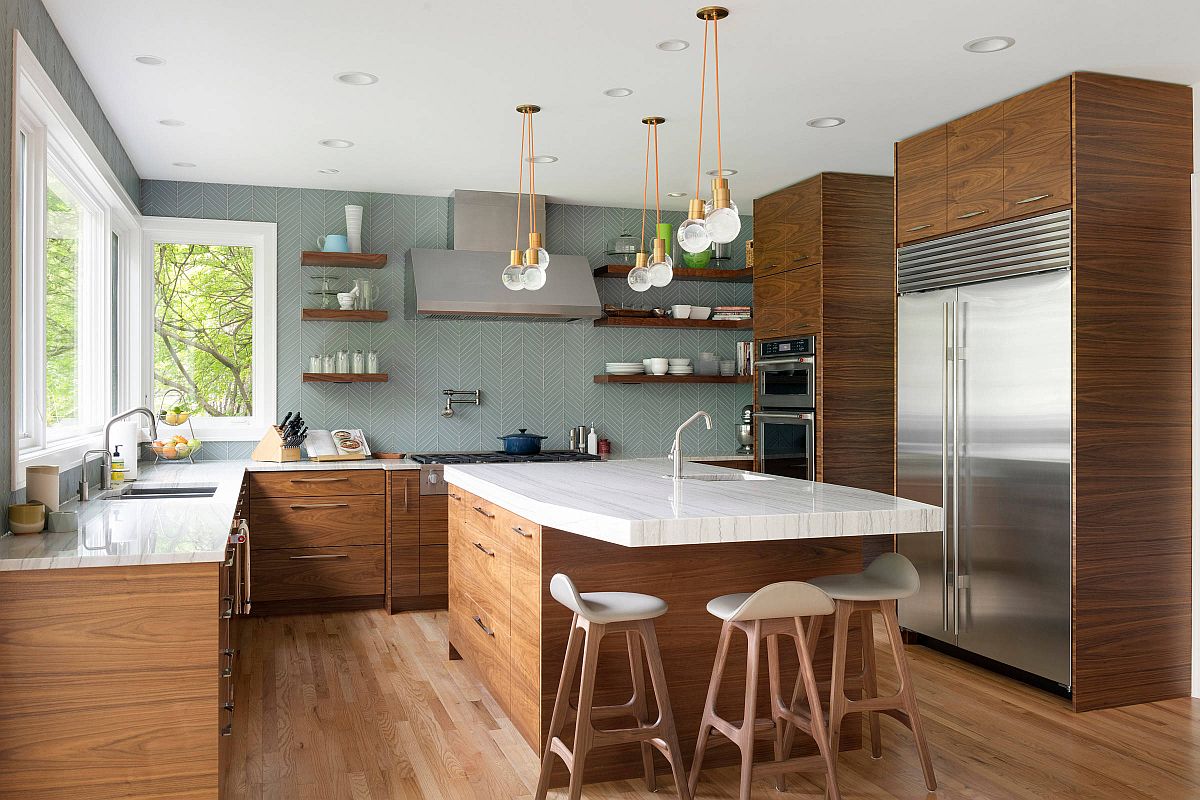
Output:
[
  {"left": 693, "top": 17, "right": 710, "bottom": 201},
  {"left": 640, "top": 119, "right": 651, "bottom": 254},
  {"left": 513, "top": 111, "right": 527, "bottom": 254}
]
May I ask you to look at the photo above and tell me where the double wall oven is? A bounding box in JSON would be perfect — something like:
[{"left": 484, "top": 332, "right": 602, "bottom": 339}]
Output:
[{"left": 755, "top": 335, "right": 816, "bottom": 480}]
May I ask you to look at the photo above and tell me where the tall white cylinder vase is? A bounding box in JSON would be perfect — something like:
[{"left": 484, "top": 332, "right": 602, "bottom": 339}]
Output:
[{"left": 345, "top": 205, "right": 364, "bottom": 253}]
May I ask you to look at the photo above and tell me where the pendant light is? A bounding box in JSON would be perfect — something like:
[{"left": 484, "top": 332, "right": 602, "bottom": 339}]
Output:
[
  {"left": 628, "top": 116, "right": 673, "bottom": 292},
  {"left": 679, "top": 6, "right": 741, "bottom": 254},
  {"left": 501, "top": 104, "right": 549, "bottom": 291}
]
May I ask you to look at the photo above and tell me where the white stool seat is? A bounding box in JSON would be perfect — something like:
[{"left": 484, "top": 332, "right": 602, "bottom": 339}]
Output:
[
  {"left": 550, "top": 573, "right": 668, "bottom": 623},
  {"left": 706, "top": 581, "right": 835, "bottom": 622},
  {"left": 808, "top": 553, "right": 921, "bottom": 601}
]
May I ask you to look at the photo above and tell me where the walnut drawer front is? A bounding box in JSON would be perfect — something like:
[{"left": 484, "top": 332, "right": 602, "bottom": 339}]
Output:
[
  {"left": 250, "top": 495, "right": 384, "bottom": 549},
  {"left": 450, "top": 585, "right": 510, "bottom": 707},
  {"left": 248, "top": 470, "right": 384, "bottom": 498},
  {"left": 251, "top": 546, "right": 384, "bottom": 601}
]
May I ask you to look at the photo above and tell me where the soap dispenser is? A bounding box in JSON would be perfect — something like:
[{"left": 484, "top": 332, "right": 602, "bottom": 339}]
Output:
[{"left": 586, "top": 425, "right": 599, "bottom": 456}]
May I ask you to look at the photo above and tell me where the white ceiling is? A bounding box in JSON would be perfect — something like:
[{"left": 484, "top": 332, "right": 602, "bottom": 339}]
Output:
[{"left": 45, "top": 0, "right": 1200, "bottom": 211}]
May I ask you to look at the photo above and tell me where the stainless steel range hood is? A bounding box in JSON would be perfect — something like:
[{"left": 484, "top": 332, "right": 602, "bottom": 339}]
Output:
[{"left": 404, "top": 190, "right": 602, "bottom": 321}]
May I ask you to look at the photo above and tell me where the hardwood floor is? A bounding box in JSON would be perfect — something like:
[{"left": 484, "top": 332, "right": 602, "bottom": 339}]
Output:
[{"left": 224, "top": 609, "right": 1200, "bottom": 799}]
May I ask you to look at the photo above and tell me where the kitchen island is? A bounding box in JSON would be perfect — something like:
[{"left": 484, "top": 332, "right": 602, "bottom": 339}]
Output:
[{"left": 444, "top": 458, "right": 941, "bottom": 786}]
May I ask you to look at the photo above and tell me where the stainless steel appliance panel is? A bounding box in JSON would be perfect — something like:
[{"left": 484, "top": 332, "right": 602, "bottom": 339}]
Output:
[
  {"left": 953, "top": 271, "right": 1072, "bottom": 685},
  {"left": 757, "top": 336, "right": 817, "bottom": 410},
  {"left": 755, "top": 411, "right": 815, "bottom": 480},
  {"left": 896, "top": 288, "right": 957, "bottom": 646}
]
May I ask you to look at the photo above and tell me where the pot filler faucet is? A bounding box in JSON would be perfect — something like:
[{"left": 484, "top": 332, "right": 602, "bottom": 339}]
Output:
[{"left": 670, "top": 411, "right": 713, "bottom": 480}]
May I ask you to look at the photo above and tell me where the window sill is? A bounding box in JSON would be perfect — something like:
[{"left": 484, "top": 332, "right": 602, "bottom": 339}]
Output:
[
  {"left": 180, "top": 419, "right": 273, "bottom": 443},
  {"left": 15, "top": 433, "right": 105, "bottom": 491}
]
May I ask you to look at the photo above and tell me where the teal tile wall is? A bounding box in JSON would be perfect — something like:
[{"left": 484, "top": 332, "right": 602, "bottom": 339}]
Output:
[{"left": 141, "top": 181, "right": 754, "bottom": 457}]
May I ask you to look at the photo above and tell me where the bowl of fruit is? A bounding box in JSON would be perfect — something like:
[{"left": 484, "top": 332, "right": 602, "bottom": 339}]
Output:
[
  {"left": 161, "top": 404, "right": 191, "bottom": 426},
  {"left": 152, "top": 435, "right": 202, "bottom": 460}
]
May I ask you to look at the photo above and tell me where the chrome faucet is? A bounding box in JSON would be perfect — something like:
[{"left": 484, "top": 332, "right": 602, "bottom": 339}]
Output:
[
  {"left": 79, "top": 449, "right": 111, "bottom": 501},
  {"left": 670, "top": 411, "right": 713, "bottom": 480},
  {"left": 99, "top": 407, "right": 159, "bottom": 491}
]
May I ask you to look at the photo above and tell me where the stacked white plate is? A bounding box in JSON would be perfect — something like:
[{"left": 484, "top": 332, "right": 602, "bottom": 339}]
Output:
[
  {"left": 605, "top": 362, "right": 644, "bottom": 375},
  {"left": 667, "top": 365, "right": 694, "bottom": 375}
]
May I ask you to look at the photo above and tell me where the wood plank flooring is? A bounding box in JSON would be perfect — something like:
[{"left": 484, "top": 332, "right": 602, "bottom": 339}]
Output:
[{"left": 223, "top": 609, "right": 1200, "bottom": 799}]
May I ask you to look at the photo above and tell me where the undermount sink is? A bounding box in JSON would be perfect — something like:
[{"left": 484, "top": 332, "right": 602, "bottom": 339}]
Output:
[
  {"left": 118, "top": 485, "right": 218, "bottom": 499},
  {"left": 661, "top": 473, "right": 775, "bottom": 482}
]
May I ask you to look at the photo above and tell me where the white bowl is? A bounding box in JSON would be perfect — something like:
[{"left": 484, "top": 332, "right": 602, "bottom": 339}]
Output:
[
  {"left": 670, "top": 304, "right": 692, "bottom": 319},
  {"left": 689, "top": 306, "right": 712, "bottom": 320},
  {"left": 668, "top": 358, "right": 692, "bottom": 366},
  {"left": 649, "top": 358, "right": 669, "bottom": 375}
]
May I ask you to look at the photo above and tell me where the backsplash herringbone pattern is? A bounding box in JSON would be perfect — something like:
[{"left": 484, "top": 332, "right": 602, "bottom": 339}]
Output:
[{"left": 142, "top": 181, "right": 753, "bottom": 458}]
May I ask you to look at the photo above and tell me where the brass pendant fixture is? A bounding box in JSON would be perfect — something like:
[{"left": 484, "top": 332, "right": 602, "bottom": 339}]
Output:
[
  {"left": 628, "top": 116, "right": 672, "bottom": 292},
  {"left": 678, "top": 5, "right": 742, "bottom": 255},
  {"left": 501, "top": 104, "right": 549, "bottom": 291}
]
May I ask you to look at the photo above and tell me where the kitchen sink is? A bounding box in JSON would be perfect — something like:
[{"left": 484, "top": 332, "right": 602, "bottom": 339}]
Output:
[
  {"left": 661, "top": 473, "right": 775, "bottom": 482},
  {"left": 118, "top": 485, "right": 218, "bottom": 499}
]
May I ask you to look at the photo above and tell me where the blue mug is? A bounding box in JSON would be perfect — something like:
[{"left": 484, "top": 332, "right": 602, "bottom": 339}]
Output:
[{"left": 318, "top": 234, "right": 350, "bottom": 253}]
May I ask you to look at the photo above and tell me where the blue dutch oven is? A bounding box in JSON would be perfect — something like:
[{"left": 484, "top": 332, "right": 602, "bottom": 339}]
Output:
[{"left": 497, "top": 429, "right": 547, "bottom": 455}]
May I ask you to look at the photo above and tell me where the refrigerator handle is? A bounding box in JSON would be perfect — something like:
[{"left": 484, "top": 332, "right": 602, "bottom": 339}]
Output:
[
  {"left": 952, "top": 300, "right": 965, "bottom": 637},
  {"left": 941, "top": 301, "right": 951, "bottom": 633}
]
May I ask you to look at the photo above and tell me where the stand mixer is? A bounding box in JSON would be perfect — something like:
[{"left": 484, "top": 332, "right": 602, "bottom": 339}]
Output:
[{"left": 736, "top": 404, "right": 753, "bottom": 454}]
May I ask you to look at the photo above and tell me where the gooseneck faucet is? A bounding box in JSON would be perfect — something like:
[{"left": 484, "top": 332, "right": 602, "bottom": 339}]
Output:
[
  {"left": 670, "top": 411, "right": 713, "bottom": 479},
  {"left": 99, "top": 407, "right": 159, "bottom": 491}
]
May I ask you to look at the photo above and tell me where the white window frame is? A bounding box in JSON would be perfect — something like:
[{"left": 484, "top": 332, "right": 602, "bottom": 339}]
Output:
[
  {"left": 11, "top": 32, "right": 142, "bottom": 488},
  {"left": 141, "top": 217, "right": 277, "bottom": 441}
]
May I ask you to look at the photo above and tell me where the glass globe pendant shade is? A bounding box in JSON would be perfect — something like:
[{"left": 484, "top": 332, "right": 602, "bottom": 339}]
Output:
[
  {"left": 647, "top": 238, "right": 673, "bottom": 287},
  {"left": 677, "top": 198, "right": 713, "bottom": 254},
  {"left": 705, "top": 179, "right": 741, "bottom": 243},
  {"left": 501, "top": 249, "right": 525, "bottom": 291},
  {"left": 627, "top": 251, "right": 652, "bottom": 292},
  {"left": 521, "top": 232, "right": 549, "bottom": 290},
  {"left": 520, "top": 264, "right": 546, "bottom": 290}
]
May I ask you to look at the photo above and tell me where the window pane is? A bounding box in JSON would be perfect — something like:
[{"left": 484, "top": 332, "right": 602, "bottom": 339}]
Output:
[
  {"left": 153, "top": 242, "right": 254, "bottom": 417},
  {"left": 45, "top": 169, "right": 81, "bottom": 438},
  {"left": 16, "top": 131, "right": 27, "bottom": 441}
]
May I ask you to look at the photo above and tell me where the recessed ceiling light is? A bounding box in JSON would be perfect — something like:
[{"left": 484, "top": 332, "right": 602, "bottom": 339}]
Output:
[
  {"left": 806, "top": 116, "right": 845, "bottom": 128},
  {"left": 171, "top": 161, "right": 196, "bottom": 168},
  {"left": 667, "top": 191, "right": 688, "bottom": 197},
  {"left": 334, "top": 71, "right": 379, "bottom": 86},
  {"left": 318, "top": 168, "right": 341, "bottom": 174},
  {"left": 318, "top": 138, "right": 355, "bottom": 149},
  {"left": 603, "top": 87, "right": 633, "bottom": 98},
  {"left": 706, "top": 168, "right": 737, "bottom": 177},
  {"left": 527, "top": 155, "right": 558, "bottom": 163},
  {"left": 158, "top": 119, "right": 185, "bottom": 127},
  {"left": 656, "top": 39, "right": 689, "bottom": 52},
  {"left": 134, "top": 55, "right": 165, "bottom": 66},
  {"left": 963, "top": 36, "right": 1015, "bottom": 53}
]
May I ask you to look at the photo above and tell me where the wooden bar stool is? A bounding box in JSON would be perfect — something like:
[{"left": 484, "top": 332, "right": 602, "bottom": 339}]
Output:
[
  {"left": 808, "top": 553, "right": 937, "bottom": 792},
  {"left": 689, "top": 581, "right": 840, "bottom": 800},
  {"left": 534, "top": 573, "right": 691, "bottom": 800}
]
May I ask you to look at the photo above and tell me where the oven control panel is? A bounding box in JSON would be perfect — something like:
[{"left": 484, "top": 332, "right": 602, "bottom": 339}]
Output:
[{"left": 759, "top": 336, "right": 815, "bottom": 358}]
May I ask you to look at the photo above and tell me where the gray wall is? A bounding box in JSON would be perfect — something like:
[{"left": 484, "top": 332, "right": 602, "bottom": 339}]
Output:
[
  {"left": 142, "top": 181, "right": 754, "bottom": 458},
  {"left": 3, "top": 0, "right": 141, "bottom": 506}
]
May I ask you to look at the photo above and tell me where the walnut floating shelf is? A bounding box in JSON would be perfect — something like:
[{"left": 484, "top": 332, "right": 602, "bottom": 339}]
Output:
[
  {"left": 301, "top": 309, "right": 389, "bottom": 322},
  {"left": 302, "top": 373, "right": 388, "bottom": 383},
  {"left": 300, "top": 252, "right": 388, "bottom": 269},
  {"left": 594, "top": 374, "right": 752, "bottom": 385},
  {"left": 594, "top": 316, "right": 752, "bottom": 330},
  {"left": 594, "top": 264, "right": 751, "bottom": 283}
]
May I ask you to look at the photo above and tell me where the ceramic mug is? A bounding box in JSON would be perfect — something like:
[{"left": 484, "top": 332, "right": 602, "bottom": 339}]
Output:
[{"left": 318, "top": 234, "right": 350, "bottom": 253}]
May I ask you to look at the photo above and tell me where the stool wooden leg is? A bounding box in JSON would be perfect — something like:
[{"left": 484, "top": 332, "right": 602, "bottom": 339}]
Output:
[
  {"left": 626, "top": 629, "right": 656, "bottom": 792},
  {"left": 794, "top": 616, "right": 841, "bottom": 800},
  {"left": 688, "top": 622, "right": 732, "bottom": 796},
  {"left": 781, "top": 614, "right": 823, "bottom": 762},
  {"left": 737, "top": 620, "right": 762, "bottom": 800},
  {"left": 535, "top": 618, "right": 584, "bottom": 800},
  {"left": 567, "top": 622, "right": 604, "bottom": 800},
  {"left": 766, "top": 633, "right": 788, "bottom": 791},
  {"left": 827, "top": 601, "right": 852, "bottom": 757},
  {"left": 639, "top": 620, "right": 693, "bottom": 800},
  {"left": 880, "top": 600, "right": 937, "bottom": 791},
  {"left": 860, "top": 608, "right": 883, "bottom": 759}
]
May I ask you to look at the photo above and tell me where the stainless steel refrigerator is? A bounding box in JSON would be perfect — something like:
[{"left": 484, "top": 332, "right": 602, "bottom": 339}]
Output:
[{"left": 895, "top": 211, "right": 1072, "bottom": 687}]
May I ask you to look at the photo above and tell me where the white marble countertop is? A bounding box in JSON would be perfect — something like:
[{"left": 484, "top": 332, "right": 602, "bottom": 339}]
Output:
[{"left": 444, "top": 459, "right": 943, "bottom": 548}]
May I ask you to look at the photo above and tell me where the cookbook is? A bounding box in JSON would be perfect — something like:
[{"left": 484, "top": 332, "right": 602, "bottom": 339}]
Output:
[{"left": 305, "top": 428, "right": 371, "bottom": 461}]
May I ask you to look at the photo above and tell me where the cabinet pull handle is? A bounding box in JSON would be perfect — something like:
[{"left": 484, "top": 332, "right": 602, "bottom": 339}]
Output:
[
  {"left": 906, "top": 223, "right": 932, "bottom": 232},
  {"left": 512, "top": 526, "right": 533, "bottom": 538},
  {"left": 288, "top": 553, "right": 350, "bottom": 560},
  {"left": 221, "top": 596, "right": 234, "bottom": 619},
  {"left": 955, "top": 210, "right": 985, "bottom": 220},
  {"left": 448, "top": 492, "right": 462, "bottom": 501},
  {"left": 473, "top": 541, "right": 495, "bottom": 557},
  {"left": 289, "top": 477, "right": 348, "bottom": 483},
  {"left": 220, "top": 725, "right": 233, "bottom": 737},
  {"left": 473, "top": 505, "right": 495, "bottom": 519},
  {"left": 792, "top": 254, "right": 809, "bottom": 262},
  {"left": 1014, "top": 193, "right": 1051, "bottom": 205},
  {"left": 473, "top": 615, "right": 495, "bottom": 637},
  {"left": 288, "top": 502, "right": 349, "bottom": 510}
]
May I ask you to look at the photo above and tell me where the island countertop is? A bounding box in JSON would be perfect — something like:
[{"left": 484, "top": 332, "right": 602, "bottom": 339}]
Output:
[{"left": 444, "top": 458, "right": 942, "bottom": 547}]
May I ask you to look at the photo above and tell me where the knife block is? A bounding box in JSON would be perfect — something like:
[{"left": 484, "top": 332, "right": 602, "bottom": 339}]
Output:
[{"left": 251, "top": 427, "right": 302, "bottom": 463}]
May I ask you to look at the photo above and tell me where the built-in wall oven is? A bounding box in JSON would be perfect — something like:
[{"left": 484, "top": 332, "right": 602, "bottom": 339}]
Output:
[{"left": 755, "top": 335, "right": 817, "bottom": 480}]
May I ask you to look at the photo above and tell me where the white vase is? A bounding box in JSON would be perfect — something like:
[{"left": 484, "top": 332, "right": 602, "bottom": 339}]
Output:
[{"left": 345, "top": 205, "right": 364, "bottom": 253}]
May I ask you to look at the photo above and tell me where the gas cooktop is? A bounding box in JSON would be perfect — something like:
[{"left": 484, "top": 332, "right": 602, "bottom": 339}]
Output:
[{"left": 410, "top": 450, "right": 601, "bottom": 465}]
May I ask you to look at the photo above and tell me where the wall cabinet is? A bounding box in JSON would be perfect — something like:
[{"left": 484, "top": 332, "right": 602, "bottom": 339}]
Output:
[
  {"left": 896, "top": 76, "right": 1073, "bottom": 244},
  {"left": 752, "top": 174, "right": 821, "bottom": 276}
]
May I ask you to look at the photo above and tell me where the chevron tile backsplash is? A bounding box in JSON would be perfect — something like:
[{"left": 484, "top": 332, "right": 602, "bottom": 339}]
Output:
[{"left": 141, "top": 181, "right": 753, "bottom": 458}]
